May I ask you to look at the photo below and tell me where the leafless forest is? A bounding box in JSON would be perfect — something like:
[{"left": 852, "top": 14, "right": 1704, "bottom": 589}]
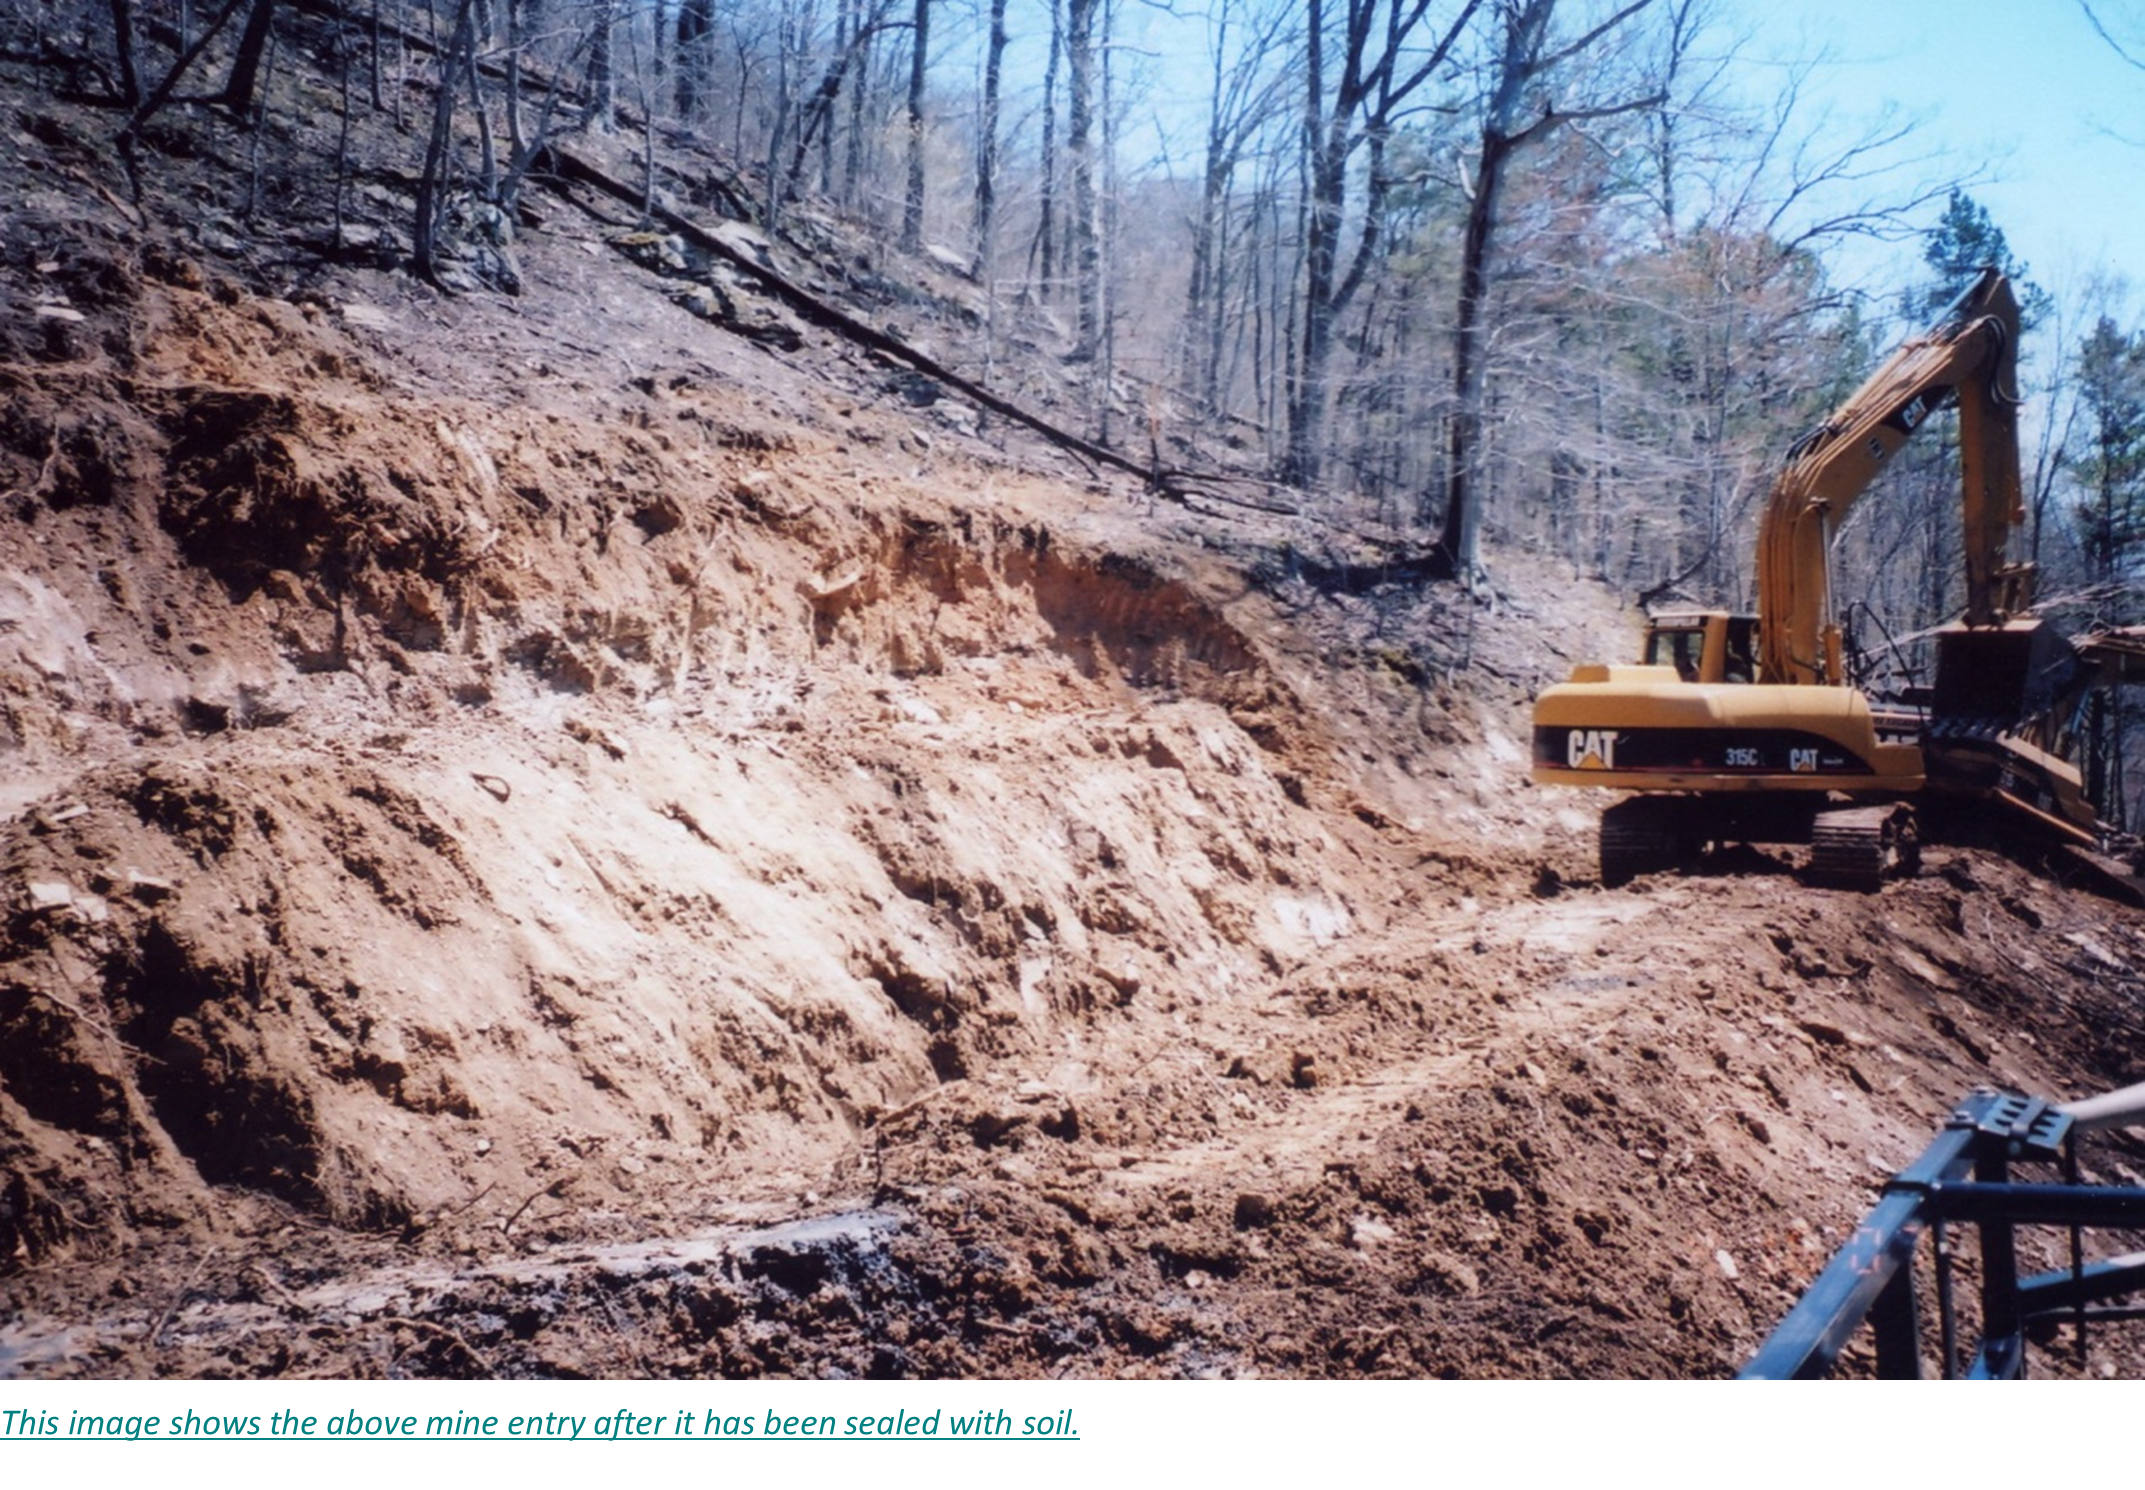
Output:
[{"left": 23, "top": 8, "right": 2143, "bottom": 575}]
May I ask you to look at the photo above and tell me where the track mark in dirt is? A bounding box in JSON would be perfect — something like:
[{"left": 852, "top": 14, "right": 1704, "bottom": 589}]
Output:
[{"left": 1104, "top": 1053, "right": 1476, "bottom": 1195}]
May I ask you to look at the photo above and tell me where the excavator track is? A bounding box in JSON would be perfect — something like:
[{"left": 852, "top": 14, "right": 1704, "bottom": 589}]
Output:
[
  {"left": 1599, "top": 798, "right": 1689, "bottom": 888},
  {"left": 1807, "top": 805, "right": 1919, "bottom": 892}
]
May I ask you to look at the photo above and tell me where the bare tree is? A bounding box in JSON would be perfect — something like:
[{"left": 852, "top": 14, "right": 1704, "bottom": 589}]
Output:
[
  {"left": 973, "top": 0, "right": 1008, "bottom": 275},
  {"left": 1437, "top": 0, "right": 1662, "bottom": 578},
  {"left": 1178, "top": 0, "right": 1290, "bottom": 416},
  {"left": 782, "top": 2, "right": 901, "bottom": 207},
  {"left": 675, "top": 0, "right": 714, "bottom": 119},
  {"left": 1025, "top": 0, "right": 1059, "bottom": 298},
  {"left": 901, "top": 0, "right": 931, "bottom": 251},
  {"left": 110, "top": 0, "right": 143, "bottom": 105},
  {"left": 1031, "top": 0, "right": 1064, "bottom": 293},
  {"left": 413, "top": 0, "right": 480, "bottom": 285},
  {"left": 1282, "top": 0, "right": 1480, "bottom": 490},
  {"left": 222, "top": 0, "right": 279, "bottom": 115},
  {"left": 844, "top": 0, "right": 877, "bottom": 204},
  {"left": 586, "top": 0, "right": 616, "bottom": 133},
  {"left": 1067, "top": 0, "right": 1101, "bottom": 357}
]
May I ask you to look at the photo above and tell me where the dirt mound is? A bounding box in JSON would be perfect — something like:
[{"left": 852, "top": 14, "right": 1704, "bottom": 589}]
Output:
[{"left": 0, "top": 208, "right": 1390, "bottom": 1278}]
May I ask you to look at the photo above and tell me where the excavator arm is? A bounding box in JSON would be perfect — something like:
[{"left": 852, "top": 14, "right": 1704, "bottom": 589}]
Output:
[{"left": 1755, "top": 269, "right": 2028, "bottom": 687}]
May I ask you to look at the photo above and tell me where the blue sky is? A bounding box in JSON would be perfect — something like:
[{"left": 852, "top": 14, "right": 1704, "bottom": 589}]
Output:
[
  {"left": 982, "top": 0, "right": 2143, "bottom": 344},
  {"left": 1733, "top": 0, "right": 2144, "bottom": 316},
  {"left": 1096, "top": 1, "right": 2143, "bottom": 306}
]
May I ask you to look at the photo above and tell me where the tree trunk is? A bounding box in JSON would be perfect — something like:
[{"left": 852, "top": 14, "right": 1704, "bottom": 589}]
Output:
[
  {"left": 1205, "top": 188, "right": 1238, "bottom": 416},
  {"left": 1032, "top": 0, "right": 1061, "bottom": 292},
  {"left": 1181, "top": 18, "right": 1238, "bottom": 411},
  {"left": 464, "top": 9, "right": 496, "bottom": 202},
  {"left": 822, "top": 1, "right": 849, "bottom": 196},
  {"left": 333, "top": 9, "right": 353, "bottom": 237},
  {"left": 844, "top": 4, "right": 872, "bottom": 206},
  {"left": 901, "top": 0, "right": 931, "bottom": 251},
  {"left": 675, "top": 0, "right": 712, "bottom": 120},
  {"left": 973, "top": 0, "right": 1007, "bottom": 276},
  {"left": 413, "top": 0, "right": 478, "bottom": 286},
  {"left": 587, "top": 0, "right": 615, "bottom": 133},
  {"left": 763, "top": 5, "right": 800, "bottom": 236},
  {"left": 222, "top": 0, "right": 278, "bottom": 115},
  {"left": 1096, "top": 0, "right": 1120, "bottom": 441},
  {"left": 1283, "top": 0, "right": 1333, "bottom": 487},
  {"left": 1439, "top": 125, "right": 1517, "bottom": 572},
  {"left": 1066, "top": 0, "right": 1099, "bottom": 358},
  {"left": 110, "top": 0, "right": 142, "bottom": 105}
]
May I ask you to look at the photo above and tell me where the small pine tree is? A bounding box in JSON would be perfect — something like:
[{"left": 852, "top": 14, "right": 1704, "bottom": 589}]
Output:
[
  {"left": 2069, "top": 314, "right": 2145, "bottom": 607},
  {"left": 1910, "top": 189, "right": 2050, "bottom": 330}
]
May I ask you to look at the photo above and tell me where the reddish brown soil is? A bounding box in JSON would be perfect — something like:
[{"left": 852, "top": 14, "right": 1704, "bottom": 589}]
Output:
[{"left": 6, "top": 49, "right": 2145, "bottom": 1381}]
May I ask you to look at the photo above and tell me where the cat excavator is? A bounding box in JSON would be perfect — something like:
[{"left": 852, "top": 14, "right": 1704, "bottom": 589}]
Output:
[{"left": 1533, "top": 269, "right": 2143, "bottom": 890}]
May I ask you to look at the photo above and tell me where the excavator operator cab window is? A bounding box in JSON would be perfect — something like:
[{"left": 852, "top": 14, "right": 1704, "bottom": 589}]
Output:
[
  {"left": 1722, "top": 617, "right": 1757, "bottom": 684},
  {"left": 1647, "top": 626, "right": 1708, "bottom": 683}
]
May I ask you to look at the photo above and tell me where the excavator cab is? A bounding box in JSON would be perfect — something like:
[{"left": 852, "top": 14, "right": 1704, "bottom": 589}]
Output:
[{"left": 1641, "top": 612, "right": 1759, "bottom": 685}]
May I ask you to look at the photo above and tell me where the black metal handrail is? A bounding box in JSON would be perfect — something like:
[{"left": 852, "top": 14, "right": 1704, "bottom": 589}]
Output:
[{"left": 1742, "top": 1088, "right": 2145, "bottom": 1379}]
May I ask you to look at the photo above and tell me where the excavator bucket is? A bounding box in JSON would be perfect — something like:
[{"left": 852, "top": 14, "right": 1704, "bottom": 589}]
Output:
[{"left": 1927, "top": 618, "right": 2079, "bottom": 741}]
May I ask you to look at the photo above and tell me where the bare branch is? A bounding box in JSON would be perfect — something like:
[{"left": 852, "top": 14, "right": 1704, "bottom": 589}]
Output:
[
  {"left": 1535, "top": 0, "right": 1656, "bottom": 74},
  {"left": 1382, "top": 0, "right": 1487, "bottom": 106},
  {"left": 2080, "top": 0, "right": 2145, "bottom": 69},
  {"left": 1512, "top": 88, "right": 1668, "bottom": 149}
]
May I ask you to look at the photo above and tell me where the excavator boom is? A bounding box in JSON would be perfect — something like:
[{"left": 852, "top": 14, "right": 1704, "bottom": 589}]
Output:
[{"left": 1756, "top": 268, "right": 2027, "bottom": 687}]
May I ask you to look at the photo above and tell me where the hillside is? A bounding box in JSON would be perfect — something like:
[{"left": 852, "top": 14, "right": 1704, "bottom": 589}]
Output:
[{"left": 6, "top": 34, "right": 2145, "bottom": 1380}]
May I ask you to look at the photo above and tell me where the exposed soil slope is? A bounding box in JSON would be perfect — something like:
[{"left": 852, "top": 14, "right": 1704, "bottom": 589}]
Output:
[{"left": 5, "top": 46, "right": 2145, "bottom": 1380}]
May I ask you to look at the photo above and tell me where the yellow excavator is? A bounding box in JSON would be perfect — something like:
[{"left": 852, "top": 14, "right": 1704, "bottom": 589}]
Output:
[{"left": 1534, "top": 269, "right": 2139, "bottom": 889}]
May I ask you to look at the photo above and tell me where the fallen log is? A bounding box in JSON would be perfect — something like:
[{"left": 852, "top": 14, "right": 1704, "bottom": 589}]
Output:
[
  {"left": 282, "top": 2, "right": 1293, "bottom": 517},
  {"left": 539, "top": 142, "right": 1216, "bottom": 499}
]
